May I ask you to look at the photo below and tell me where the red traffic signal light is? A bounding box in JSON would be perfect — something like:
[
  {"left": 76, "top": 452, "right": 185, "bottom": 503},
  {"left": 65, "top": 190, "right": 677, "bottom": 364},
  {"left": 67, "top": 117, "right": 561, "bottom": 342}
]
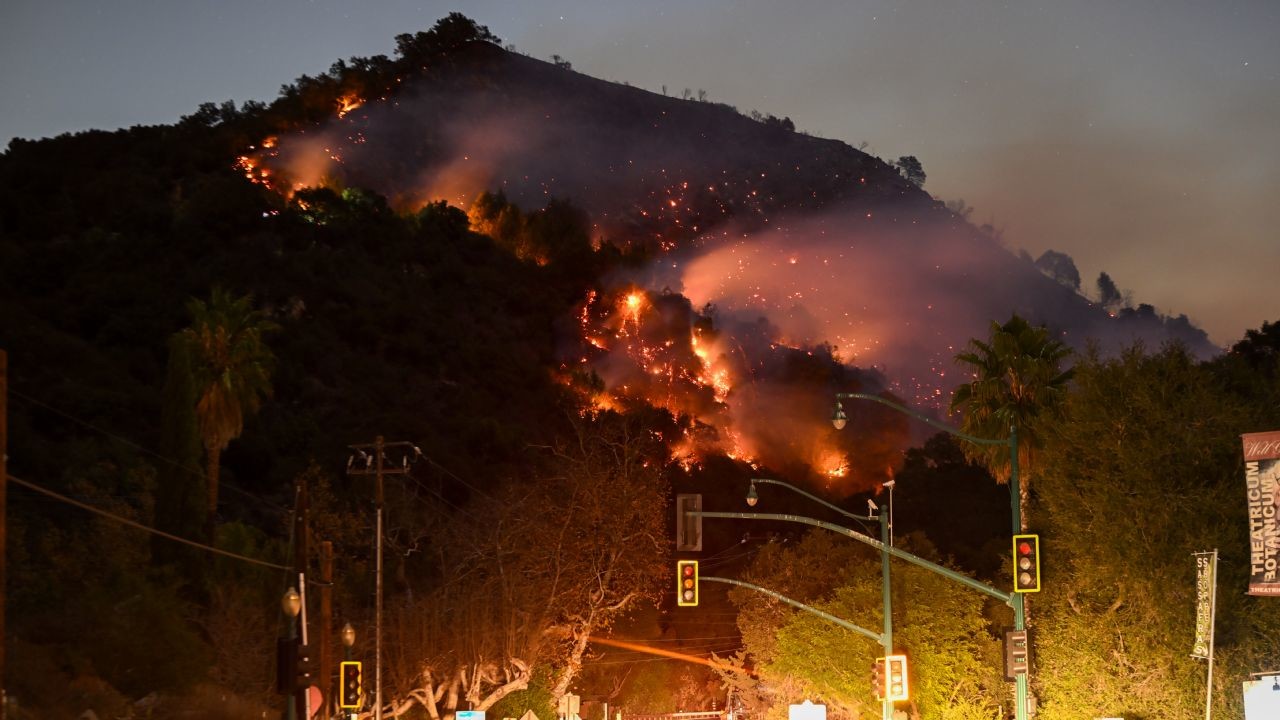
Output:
[
  {"left": 677, "top": 560, "right": 699, "bottom": 607},
  {"left": 871, "top": 657, "right": 886, "bottom": 699},
  {"left": 1013, "top": 534, "right": 1041, "bottom": 593},
  {"left": 885, "top": 654, "right": 909, "bottom": 702},
  {"left": 340, "top": 661, "right": 363, "bottom": 709}
]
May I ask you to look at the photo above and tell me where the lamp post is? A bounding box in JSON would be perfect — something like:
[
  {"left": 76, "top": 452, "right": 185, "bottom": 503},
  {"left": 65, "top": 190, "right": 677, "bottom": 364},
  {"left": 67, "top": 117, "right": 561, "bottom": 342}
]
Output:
[
  {"left": 746, "top": 478, "right": 893, "bottom": 720},
  {"left": 342, "top": 622, "right": 356, "bottom": 662},
  {"left": 282, "top": 588, "right": 302, "bottom": 720},
  {"left": 833, "top": 392, "right": 1028, "bottom": 720},
  {"left": 341, "top": 623, "right": 357, "bottom": 720},
  {"left": 882, "top": 479, "right": 895, "bottom": 547}
]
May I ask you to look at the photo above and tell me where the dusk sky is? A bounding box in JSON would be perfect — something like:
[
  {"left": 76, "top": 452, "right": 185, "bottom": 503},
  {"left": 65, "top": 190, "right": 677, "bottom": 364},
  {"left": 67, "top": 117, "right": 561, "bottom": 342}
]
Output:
[{"left": 3, "top": 0, "right": 1277, "bottom": 346}]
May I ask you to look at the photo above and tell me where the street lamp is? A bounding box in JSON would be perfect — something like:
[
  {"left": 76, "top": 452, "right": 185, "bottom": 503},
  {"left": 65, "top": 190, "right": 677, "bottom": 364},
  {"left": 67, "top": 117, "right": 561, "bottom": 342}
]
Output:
[
  {"left": 282, "top": 588, "right": 302, "bottom": 720},
  {"left": 747, "top": 477, "right": 893, "bottom": 720},
  {"left": 882, "top": 479, "right": 895, "bottom": 548},
  {"left": 341, "top": 622, "right": 356, "bottom": 660},
  {"left": 833, "top": 391, "right": 1028, "bottom": 720}
]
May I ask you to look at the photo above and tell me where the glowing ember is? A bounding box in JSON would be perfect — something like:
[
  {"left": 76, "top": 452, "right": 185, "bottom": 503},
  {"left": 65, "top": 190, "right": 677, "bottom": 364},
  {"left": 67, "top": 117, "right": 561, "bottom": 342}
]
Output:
[{"left": 337, "top": 95, "right": 365, "bottom": 119}]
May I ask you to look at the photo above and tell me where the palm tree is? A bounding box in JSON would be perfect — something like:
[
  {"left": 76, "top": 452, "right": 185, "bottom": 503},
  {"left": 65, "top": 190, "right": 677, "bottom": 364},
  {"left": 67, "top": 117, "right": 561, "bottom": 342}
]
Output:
[
  {"left": 180, "top": 287, "right": 276, "bottom": 540},
  {"left": 950, "top": 314, "right": 1073, "bottom": 529}
]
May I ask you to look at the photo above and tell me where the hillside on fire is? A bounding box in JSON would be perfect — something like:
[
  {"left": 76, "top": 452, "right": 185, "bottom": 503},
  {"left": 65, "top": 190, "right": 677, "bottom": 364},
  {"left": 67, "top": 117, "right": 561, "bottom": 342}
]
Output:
[{"left": 2, "top": 12, "right": 1273, "bottom": 720}]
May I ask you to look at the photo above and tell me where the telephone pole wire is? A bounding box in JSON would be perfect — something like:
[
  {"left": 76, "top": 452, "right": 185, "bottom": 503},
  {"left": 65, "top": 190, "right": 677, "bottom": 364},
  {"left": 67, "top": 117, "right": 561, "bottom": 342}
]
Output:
[{"left": 347, "top": 436, "right": 416, "bottom": 720}]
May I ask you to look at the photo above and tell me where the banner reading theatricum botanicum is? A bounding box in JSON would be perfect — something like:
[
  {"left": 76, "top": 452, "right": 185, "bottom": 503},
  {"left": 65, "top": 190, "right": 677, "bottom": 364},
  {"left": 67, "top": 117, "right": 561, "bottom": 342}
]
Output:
[{"left": 1242, "top": 431, "right": 1280, "bottom": 596}]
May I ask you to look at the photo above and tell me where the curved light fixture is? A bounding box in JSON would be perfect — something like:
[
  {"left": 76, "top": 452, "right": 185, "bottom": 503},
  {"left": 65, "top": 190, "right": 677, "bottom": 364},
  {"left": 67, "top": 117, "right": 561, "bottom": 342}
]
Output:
[
  {"left": 281, "top": 587, "right": 301, "bottom": 618},
  {"left": 746, "top": 481, "right": 759, "bottom": 507},
  {"left": 831, "top": 401, "right": 848, "bottom": 430}
]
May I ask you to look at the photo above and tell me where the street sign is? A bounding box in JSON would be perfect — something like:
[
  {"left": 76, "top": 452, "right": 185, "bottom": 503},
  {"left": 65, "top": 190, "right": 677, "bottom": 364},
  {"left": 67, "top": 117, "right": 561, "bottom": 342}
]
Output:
[
  {"left": 557, "top": 693, "right": 580, "bottom": 718},
  {"left": 458, "top": 712, "right": 487, "bottom": 720},
  {"left": 788, "top": 700, "right": 826, "bottom": 720}
]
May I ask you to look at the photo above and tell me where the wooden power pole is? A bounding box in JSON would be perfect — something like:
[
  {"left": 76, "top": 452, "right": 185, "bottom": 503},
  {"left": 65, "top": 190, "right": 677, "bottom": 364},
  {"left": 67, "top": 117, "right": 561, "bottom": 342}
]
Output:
[
  {"left": 2, "top": 349, "right": 8, "bottom": 720},
  {"left": 346, "top": 436, "right": 415, "bottom": 720},
  {"left": 320, "top": 541, "right": 333, "bottom": 717}
]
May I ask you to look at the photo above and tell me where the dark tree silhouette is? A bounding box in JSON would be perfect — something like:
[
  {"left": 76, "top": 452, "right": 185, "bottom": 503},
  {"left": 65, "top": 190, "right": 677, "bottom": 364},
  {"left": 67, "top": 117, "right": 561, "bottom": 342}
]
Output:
[
  {"left": 894, "top": 155, "right": 926, "bottom": 187},
  {"left": 1035, "top": 250, "right": 1081, "bottom": 290}
]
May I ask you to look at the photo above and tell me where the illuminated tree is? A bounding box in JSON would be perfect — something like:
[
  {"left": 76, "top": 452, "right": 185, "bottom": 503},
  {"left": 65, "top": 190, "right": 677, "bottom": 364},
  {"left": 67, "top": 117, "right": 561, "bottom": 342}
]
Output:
[
  {"left": 950, "top": 314, "right": 1072, "bottom": 529},
  {"left": 381, "top": 410, "right": 670, "bottom": 717},
  {"left": 727, "top": 531, "right": 1004, "bottom": 720},
  {"left": 1032, "top": 345, "right": 1280, "bottom": 719},
  {"left": 180, "top": 287, "right": 276, "bottom": 540}
]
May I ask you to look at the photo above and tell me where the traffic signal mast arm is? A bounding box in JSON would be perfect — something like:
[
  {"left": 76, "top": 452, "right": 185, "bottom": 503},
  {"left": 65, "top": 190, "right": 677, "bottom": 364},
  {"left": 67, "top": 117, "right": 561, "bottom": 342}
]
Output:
[
  {"left": 691, "top": 510, "right": 1014, "bottom": 605},
  {"left": 701, "top": 575, "right": 884, "bottom": 644}
]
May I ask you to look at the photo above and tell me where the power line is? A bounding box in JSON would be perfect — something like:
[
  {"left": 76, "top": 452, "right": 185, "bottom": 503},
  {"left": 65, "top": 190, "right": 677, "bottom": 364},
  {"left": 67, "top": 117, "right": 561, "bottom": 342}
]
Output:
[
  {"left": 614, "top": 634, "right": 743, "bottom": 643},
  {"left": 419, "top": 452, "right": 498, "bottom": 503},
  {"left": 10, "top": 388, "right": 286, "bottom": 512},
  {"left": 7, "top": 473, "right": 289, "bottom": 571}
]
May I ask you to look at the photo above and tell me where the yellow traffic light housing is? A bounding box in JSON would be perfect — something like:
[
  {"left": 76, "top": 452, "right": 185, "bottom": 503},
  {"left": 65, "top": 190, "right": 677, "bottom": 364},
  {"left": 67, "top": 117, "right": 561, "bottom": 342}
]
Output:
[
  {"left": 884, "top": 654, "right": 909, "bottom": 702},
  {"left": 1013, "top": 534, "right": 1041, "bottom": 593},
  {"left": 677, "top": 559, "right": 699, "bottom": 606},
  {"left": 340, "top": 661, "right": 363, "bottom": 709}
]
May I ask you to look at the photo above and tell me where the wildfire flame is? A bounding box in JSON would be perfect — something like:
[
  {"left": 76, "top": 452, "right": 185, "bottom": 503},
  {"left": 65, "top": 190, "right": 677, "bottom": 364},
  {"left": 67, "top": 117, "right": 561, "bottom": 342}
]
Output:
[{"left": 337, "top": 95, "right": 364, "bottom": 119}]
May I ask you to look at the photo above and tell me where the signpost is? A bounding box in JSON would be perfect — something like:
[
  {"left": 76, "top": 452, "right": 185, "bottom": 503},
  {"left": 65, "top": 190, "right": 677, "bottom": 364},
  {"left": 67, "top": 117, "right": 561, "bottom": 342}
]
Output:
[
  {"left": 557, "top": 693, "right": 580, "bottom": 720},
  {"left": 1192, "top": 550, "right": 1218, "bottom": 720},
  {"left": 1242, "top": 675, "right": 1280, "bottom": 719},
  {"left": 788, "top": 700, "right": 826, "bottom": 720}
]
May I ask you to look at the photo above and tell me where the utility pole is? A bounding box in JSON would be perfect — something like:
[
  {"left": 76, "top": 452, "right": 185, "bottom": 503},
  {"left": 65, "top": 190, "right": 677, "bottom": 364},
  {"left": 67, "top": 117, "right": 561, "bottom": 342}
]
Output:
[
  {"left": 1, "top": 349, "right": 8, "bottom": 720},
  {"left": 347, "top": 436, "right": 416, "bottom": 720},
  {"left": 320, "top": 541, "right": 333, "bottom": 719},
  {"left": 293, "top": 474, "right": 310, "bottom": 720}
]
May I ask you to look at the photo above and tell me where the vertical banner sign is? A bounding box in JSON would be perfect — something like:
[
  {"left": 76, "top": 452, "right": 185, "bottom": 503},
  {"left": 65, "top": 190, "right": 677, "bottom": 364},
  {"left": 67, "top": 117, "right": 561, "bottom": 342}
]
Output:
[
  {"left": 1191, "top": 552, "right": 1214, "bottom": 659},
  {"left": 1242, "top": 431, "right": 1280, "bottom": 596}
]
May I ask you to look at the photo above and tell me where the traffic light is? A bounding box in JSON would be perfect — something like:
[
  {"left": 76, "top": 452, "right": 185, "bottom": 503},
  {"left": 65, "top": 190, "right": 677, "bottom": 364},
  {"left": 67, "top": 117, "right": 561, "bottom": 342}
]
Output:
[
  {"left": 1003, "top": 629, "right": 1030, "bottom": 680},
  {"left": 871, "top": 657, "right": 886, "bottom": 699},
  {"left": 295, "top": 644, "right": 318, "bottom": 690},
  {"left": 677, "top": 559, "right": 699, "bottom": 606},
  {"left": 884, "top": 655, "right": 909, "bottom": 702},
  {"left": 675, "top": 494, "right": 703, "bottom": 551},
  {"left": 1013, "top": 534, "right": 1041, "bottom": 593},
  {"left": 340, "top": 661, "right": 363, "bottom": 709},
  {"left": 275, "top": 638, "right": 297, "bottom": 694}
]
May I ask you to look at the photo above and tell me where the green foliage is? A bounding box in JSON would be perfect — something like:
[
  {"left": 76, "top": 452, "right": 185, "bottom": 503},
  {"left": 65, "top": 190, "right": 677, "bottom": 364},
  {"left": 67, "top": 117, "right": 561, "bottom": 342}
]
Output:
[
  {"left": 468, "top": 191, "right": 595, "bottom": 276},
  {"left": 153, "top": 333, "right": 209, "bottom": 570},
  {"left": 180, "top": 286, "right": 277, "bottom": 536},
  {"left": 950, "top": 315, "right": 1073, "bottom": 504},
  {"left": 488, "top": 666, "right": 557, "bottom": 720},
  {"left": 1033, "top": 344, "right": 1280, "bottom": 719},
  {"left": 7, "top": 463, "right": 213, "bottom": 703},
  {"left": 893, "top": 434, "right": 1009, "bottom": 579},
  {"left": 734, "top": 532, "right": 1004, "bottom": 720}
]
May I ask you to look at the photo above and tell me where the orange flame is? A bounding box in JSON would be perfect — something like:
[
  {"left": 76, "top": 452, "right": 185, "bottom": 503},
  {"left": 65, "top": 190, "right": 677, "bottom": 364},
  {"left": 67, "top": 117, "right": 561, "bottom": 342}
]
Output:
[{"left": 336, "top": 94, "right": 364, "bottom": 119}]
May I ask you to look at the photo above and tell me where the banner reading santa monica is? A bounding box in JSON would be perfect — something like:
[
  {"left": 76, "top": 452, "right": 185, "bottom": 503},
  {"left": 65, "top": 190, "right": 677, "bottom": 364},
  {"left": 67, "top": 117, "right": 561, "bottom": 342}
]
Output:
[{"left": 1242, "top": 431, "right": 1280, "bottom": 596}]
